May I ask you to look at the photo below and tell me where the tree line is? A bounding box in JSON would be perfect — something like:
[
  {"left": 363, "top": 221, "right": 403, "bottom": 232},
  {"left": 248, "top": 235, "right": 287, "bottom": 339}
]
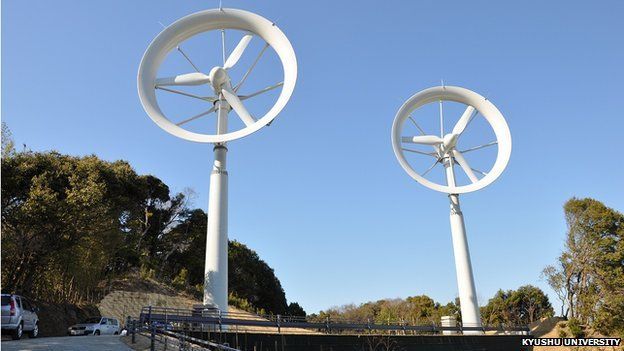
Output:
[
  {"left": 315, "top": 197, "right": 624, "bottom": 337},
  {"left": 313, "top": 285, "right": 553, "bottom": 328},
  {"left": 0, "top": 125, "right": 305, "bottom": 316}
]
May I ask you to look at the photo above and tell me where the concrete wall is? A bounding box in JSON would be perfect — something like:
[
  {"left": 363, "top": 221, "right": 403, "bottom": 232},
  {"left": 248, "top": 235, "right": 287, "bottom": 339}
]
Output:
[{"left": 195, "top": 332, "right": 533, "bottom": 351}]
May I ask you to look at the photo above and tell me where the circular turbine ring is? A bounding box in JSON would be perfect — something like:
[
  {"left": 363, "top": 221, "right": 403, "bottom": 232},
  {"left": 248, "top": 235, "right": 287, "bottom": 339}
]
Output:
[{"left": 138, "top": 8, "right": 297, "bottom": 143}]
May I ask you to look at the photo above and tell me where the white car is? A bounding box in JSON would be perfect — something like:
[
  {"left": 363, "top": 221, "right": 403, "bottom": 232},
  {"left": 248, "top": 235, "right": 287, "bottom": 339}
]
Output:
[
  {"left": 1, "top": 294, "right": 40, "bottom": 340},
  {"left": 67, "top": 317, "right": 120, "bottom": 336}
]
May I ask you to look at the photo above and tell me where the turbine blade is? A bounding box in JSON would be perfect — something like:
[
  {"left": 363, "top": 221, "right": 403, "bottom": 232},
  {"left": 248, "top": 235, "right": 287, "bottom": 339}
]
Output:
[
  {"left": 155, "top": 72, "right": 210, "bottom": 86},
  {"left": 452, "top": 106, "right": 477, "bottom": 135},
  {"left": 452, "top": 150, "right": 479, "bottom": 183},
  {"left": 402, "top": 135, "right": 443, "bottom": 145},
  {"left": 224, "top": 34, "right": 253, "bottom": 70},
  {"left": 222, "top": 85, "right": 256, "bottom": 127}
]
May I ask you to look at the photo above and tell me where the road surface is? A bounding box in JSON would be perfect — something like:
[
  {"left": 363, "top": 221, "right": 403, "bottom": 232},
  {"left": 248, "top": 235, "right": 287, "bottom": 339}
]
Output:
[{"left": 1, "top": 335, "right": 132, "bottom": 351}]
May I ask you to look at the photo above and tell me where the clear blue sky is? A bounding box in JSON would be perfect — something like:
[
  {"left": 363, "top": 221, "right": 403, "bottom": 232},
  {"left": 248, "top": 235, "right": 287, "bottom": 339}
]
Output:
[{"left": 3, "top": 0, "right": 623, "bottom": 315}]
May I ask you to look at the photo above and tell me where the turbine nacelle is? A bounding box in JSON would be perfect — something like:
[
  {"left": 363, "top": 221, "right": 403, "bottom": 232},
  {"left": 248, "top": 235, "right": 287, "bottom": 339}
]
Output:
[
  {"left": 208, "top": 66, "right": 232, "bottom": 94},
  {"left": 402, "top": 133, "right": 459, "bottom": 157}
]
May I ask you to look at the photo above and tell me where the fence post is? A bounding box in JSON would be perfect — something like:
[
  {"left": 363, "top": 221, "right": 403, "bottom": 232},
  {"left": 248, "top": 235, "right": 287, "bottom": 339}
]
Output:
[
  {"left": 150, "top": 324, "right": 155, "bottom": 351},
  {"left": 131, "top": 320, "right": 136, "bottom": 344},
  {"left": 277, "top": 314, "right": 281, "bottom": 334},
  {"left": 325, "top": 316, "right": 330, "bottom": 334},
  {"left": 218, "top": 309, "right": 223, "bottom": 333}
]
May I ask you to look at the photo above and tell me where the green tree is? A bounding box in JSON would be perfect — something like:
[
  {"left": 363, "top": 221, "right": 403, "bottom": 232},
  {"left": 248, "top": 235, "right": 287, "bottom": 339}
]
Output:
[
  {"left": 287, "top": 302, "right": 306, "bottom": 317},
  {"left": 543, "top": 198, "right": 624, "bottom": 337},
  {"left": 1, "top": 152, "right": 149, "bottom": 301},
  {"left": 481, "top": 286, "right": 553, "bottom": 326},
  {"left": 313, "top": 295, "right": 461, "bottom": 329},
  {"left": 1, "top": 150, "right": 306, "bottom": 317},
  {"left": 1, "top": 122, "right": 16, "bottom": 158},
  {"left": 228, "top": 240, "right": 289, "bottom": 315}
]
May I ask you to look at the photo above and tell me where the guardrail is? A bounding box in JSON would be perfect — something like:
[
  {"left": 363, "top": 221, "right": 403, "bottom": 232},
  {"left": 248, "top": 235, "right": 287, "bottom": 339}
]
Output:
[
  {"left": 127, "top": 319, "right": 241, "bottom": 351},
  {"left": 138, "top": 305, "right": 530, "bottom": 335}
]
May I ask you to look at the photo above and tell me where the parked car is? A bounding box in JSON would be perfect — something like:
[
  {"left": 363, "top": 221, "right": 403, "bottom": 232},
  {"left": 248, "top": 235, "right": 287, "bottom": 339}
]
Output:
[
  {"left": 67, "top": 317, "right": 120, "bottom": 336},
  {"left": 151, "top": 320, "right": 174, "bottom": 331},
  {"left": 1, "top": 294, "right": 40, "bottom": 340}
]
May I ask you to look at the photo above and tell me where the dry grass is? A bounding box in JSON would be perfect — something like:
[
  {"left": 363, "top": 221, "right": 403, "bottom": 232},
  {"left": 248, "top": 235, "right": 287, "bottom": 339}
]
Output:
[
  {"left": 98, "top": 275, "right": 316, "bottom": 335},
  {"left": 529, "top": 317, "right": 623, "bottom": 351}
]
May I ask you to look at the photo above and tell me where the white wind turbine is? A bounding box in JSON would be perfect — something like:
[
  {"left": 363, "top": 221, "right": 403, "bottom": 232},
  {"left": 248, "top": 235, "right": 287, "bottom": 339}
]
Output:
[
  {"left": 137, "top": 8, "right": 297, "bottom": 312},
  {"left": 391, "top": 86, "right": 512, "bottom": 334}
]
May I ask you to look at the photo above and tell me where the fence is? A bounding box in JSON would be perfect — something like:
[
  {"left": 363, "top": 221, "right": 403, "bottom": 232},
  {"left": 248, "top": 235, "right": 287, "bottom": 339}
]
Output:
[
  {"left": 138, "top": 305, "right": 529, "bottom": 335},
  {"left": 127, "top": 319, "right": 241, "bottom": 351}
]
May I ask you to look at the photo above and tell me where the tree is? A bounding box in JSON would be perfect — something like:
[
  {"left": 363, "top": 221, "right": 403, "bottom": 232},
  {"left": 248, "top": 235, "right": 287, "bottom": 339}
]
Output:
[
  {"left": 313, "top": 295, "right": 460, "bottom": 330},
  {"left": 1, "top": 152, "right": 150, "bottom": 301},
  {"left": 541, "top": 264, "right": 568, "bottom": 317},
  {"left": 287, "top": 302, "right": 306, "bottom": 317},
  {"left": 1, "top": 122, "right": 15, "bottom": 158},
  {"left": 514, "top": 285, "right": 554, "bottom": 324},
  {"left": 480, "top": 286, "right": 553, "bottom": 326},
  {"left": 228, "top": 240, "right": 289, "bottom": 315},
  {"left": 543, "top": 198, "right": 624, "bottom": 337},
  {"left": 1, "top": 150, "right": 306, "bottom": 316},
  {"left": 159, "top": 208, "right": 207, "bottom": 287}
]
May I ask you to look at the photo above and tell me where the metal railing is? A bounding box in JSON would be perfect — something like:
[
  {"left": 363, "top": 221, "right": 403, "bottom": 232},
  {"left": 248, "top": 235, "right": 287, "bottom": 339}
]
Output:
[
  {"left": 127, "top": 318, "right": 241, "bottom": 351},
  {"left": 138, "top": 305, "right": 530, "bottom": 335}
]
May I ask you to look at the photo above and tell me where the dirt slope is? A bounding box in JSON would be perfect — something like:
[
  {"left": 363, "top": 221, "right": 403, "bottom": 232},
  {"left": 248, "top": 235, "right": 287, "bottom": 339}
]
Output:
[
  {"left": 530, "top": 317, "right": 623, "bottom": 351},
  {"left": 97, "top": 276, "right": 314, "bottom": 334}
]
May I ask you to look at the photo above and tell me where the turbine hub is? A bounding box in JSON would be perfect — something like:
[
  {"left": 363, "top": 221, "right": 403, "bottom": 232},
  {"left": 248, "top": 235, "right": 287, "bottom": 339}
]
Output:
[
  {"left": 441, "top": 133, "right": 459, "bottom": 154},
  {"left": 209, "top": 67, "right": 231, "bottom": 92}
]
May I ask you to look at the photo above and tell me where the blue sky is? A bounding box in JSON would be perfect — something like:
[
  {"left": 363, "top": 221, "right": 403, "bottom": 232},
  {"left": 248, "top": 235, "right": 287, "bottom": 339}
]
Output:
[{"left": 3, "top": 0, "right": 623, "bottom": 315}]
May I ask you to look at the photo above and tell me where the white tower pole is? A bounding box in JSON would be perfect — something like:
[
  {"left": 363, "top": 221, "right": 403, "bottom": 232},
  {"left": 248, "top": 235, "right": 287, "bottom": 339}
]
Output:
[
  {"left": 203, "top": 100, "right": 230, "bottom": 312},
  {"left": 444, "top": 157, "right": 483, "bottom": 334}
]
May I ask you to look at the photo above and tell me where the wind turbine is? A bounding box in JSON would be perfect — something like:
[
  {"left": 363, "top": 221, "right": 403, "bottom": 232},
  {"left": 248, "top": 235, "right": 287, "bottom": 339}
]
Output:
[
  {"left": 391, "top": 86, "right": 512, "bottom": 334},
  {"left": 137, "top": 8, "right": 297, "bottom": 312}
]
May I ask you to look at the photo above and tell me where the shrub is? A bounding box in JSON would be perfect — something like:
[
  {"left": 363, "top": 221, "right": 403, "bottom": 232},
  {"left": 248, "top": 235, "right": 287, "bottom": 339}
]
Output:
[
  {"left": 568, "top": 318, "right": 584, "bottom": 338},
  {"left": 171, "top": 268, "right": 188, "bottom": 290},
  {"left": 140, "top": 266, "right": 155, "bottom": 280}
]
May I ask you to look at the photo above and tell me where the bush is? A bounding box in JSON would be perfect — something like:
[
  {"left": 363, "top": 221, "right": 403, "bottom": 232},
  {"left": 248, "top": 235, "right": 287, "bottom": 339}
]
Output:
[
  {"left": 568, "top": 318, "right": 584, "bottom": 338},
  {"left": 228, "top": 293, "right": 266, "bottom": 315},
  {"left": 171, "top": 268, "right": 188, "bottom": 290},
  {"left": 192, "top": 284, "right": 203, "bottom": 299},
  {"left": 558, "top": 328, "right": 568, "bottom": 338},
  {"left": 140, "top": 266, "right": 155, "bottom": 280}
]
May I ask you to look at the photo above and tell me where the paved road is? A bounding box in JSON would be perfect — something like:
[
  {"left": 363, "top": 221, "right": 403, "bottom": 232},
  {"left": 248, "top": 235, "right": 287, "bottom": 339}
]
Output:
[{"left": 1, "top": 335, "right": 132, "bottom": 351}]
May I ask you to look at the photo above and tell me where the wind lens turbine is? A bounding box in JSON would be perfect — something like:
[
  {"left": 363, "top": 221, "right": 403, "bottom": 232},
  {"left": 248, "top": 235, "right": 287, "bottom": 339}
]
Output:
[
  {"left": 137, "top": 8, "right": 297, "bottom": 312},
  {"left": 391, "top": 86, "right": 512, "bottom": 334},
  {"left": 138, "top": 8, "right": 297, "bottom": 144}
]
